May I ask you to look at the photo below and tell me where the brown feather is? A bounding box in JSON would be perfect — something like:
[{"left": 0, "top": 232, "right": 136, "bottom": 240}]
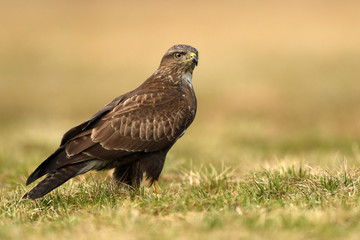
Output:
[
  {"left": 25, "top": 44, "right": 198, "bottom": 199},
  {"left": 65, "top": 135, "right": 95, "bottom": 157},
  {"left": 23, "top": 162, "right": 90, "bottom": 199}
]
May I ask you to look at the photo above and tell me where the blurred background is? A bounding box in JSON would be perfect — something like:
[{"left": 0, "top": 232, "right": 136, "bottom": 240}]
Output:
[{"left": 1, "top": 0, "right": 360, "bottom": 183}]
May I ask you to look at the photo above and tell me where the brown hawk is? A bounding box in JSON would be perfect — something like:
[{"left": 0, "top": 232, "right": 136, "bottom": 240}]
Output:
[{"left": 23, "top": 44, "right": 199, "bottom": 199}]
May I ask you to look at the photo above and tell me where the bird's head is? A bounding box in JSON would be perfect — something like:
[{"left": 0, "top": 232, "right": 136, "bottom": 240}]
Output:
[{"left": 159, "top": 44, "right": 199, "bottom": 75}]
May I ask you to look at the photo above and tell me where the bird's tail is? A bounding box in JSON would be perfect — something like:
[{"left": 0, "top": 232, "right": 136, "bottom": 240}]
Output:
[{"left": 23, "top": 162, "right": 88, "bottom": 200}]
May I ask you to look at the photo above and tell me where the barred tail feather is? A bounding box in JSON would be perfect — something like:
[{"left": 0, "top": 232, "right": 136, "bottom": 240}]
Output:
[{"left": 23, "top": 162, "right": 89, "bottom": 200}]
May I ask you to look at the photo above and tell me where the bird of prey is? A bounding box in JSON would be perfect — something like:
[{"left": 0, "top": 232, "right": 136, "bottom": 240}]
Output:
[{"left": 23, "top": 44, "right": 198, "bottom": 200}]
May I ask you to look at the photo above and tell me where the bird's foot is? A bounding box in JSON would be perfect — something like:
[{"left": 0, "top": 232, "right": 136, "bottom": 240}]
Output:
[{"left": 154, "top": 180, "right": 160, "bottom": 194}]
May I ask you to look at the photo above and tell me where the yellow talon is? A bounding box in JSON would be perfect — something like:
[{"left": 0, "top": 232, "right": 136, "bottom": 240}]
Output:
[{"left": 154, "top": 180, "right": 160, "bottom": 194}]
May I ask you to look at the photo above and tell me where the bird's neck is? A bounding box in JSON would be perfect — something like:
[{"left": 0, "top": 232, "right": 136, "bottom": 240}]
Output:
[
  {"left": 152, "top": 66, "right": 194, "bottom": 88},
  {"left": 179, "top": 70, "right": 193, "bottom": 88}
]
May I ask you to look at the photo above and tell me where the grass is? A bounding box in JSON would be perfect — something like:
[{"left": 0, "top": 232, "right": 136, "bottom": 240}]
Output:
[
  {"left": 2, "top": 1, "right": 360, "bottom": 239},
  {"left": 2, "top": 165, "right": 360, "bottom": 240}
]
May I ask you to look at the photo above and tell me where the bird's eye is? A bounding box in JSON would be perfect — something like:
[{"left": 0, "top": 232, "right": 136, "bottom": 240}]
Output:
[{"left": 174, "top": 53, "right": 183, "bottom": 60}]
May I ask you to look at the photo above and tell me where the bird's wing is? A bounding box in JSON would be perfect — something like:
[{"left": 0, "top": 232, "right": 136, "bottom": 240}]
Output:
[
  {"left": 26, "top": 90, "right": 189, "bottom": 185},
  {"left": 60, "top": 95, "right": 124, "bottom": 146},
  {"left": 64, "top": 91, "right": 190, "bottom": 158}
]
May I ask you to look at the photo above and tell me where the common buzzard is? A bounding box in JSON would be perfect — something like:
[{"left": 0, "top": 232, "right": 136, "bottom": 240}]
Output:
[{"left": 23, "top": 44, "right": 198, "bottom": 199}]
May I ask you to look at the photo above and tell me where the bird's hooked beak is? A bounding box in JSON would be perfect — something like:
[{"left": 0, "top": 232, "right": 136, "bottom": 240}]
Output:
[
  {"left": 180, "top": 52, "right": 198, "bottom": 66},
  {"left": 190, "top": 52, "right": 198, "bottom": 66}
]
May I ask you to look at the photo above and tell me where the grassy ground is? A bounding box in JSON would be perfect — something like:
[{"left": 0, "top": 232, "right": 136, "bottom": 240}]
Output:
[
  {"left": 1, "top": 1, "right": 360, "bottom": 239},
  {"left": 2, "top": 163, "right": 360, "bottom": 240}
]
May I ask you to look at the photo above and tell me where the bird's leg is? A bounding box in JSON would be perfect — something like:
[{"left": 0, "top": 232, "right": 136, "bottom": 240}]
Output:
[{"left": 153, "top": 180, "right": 160, "bottom": 194}]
